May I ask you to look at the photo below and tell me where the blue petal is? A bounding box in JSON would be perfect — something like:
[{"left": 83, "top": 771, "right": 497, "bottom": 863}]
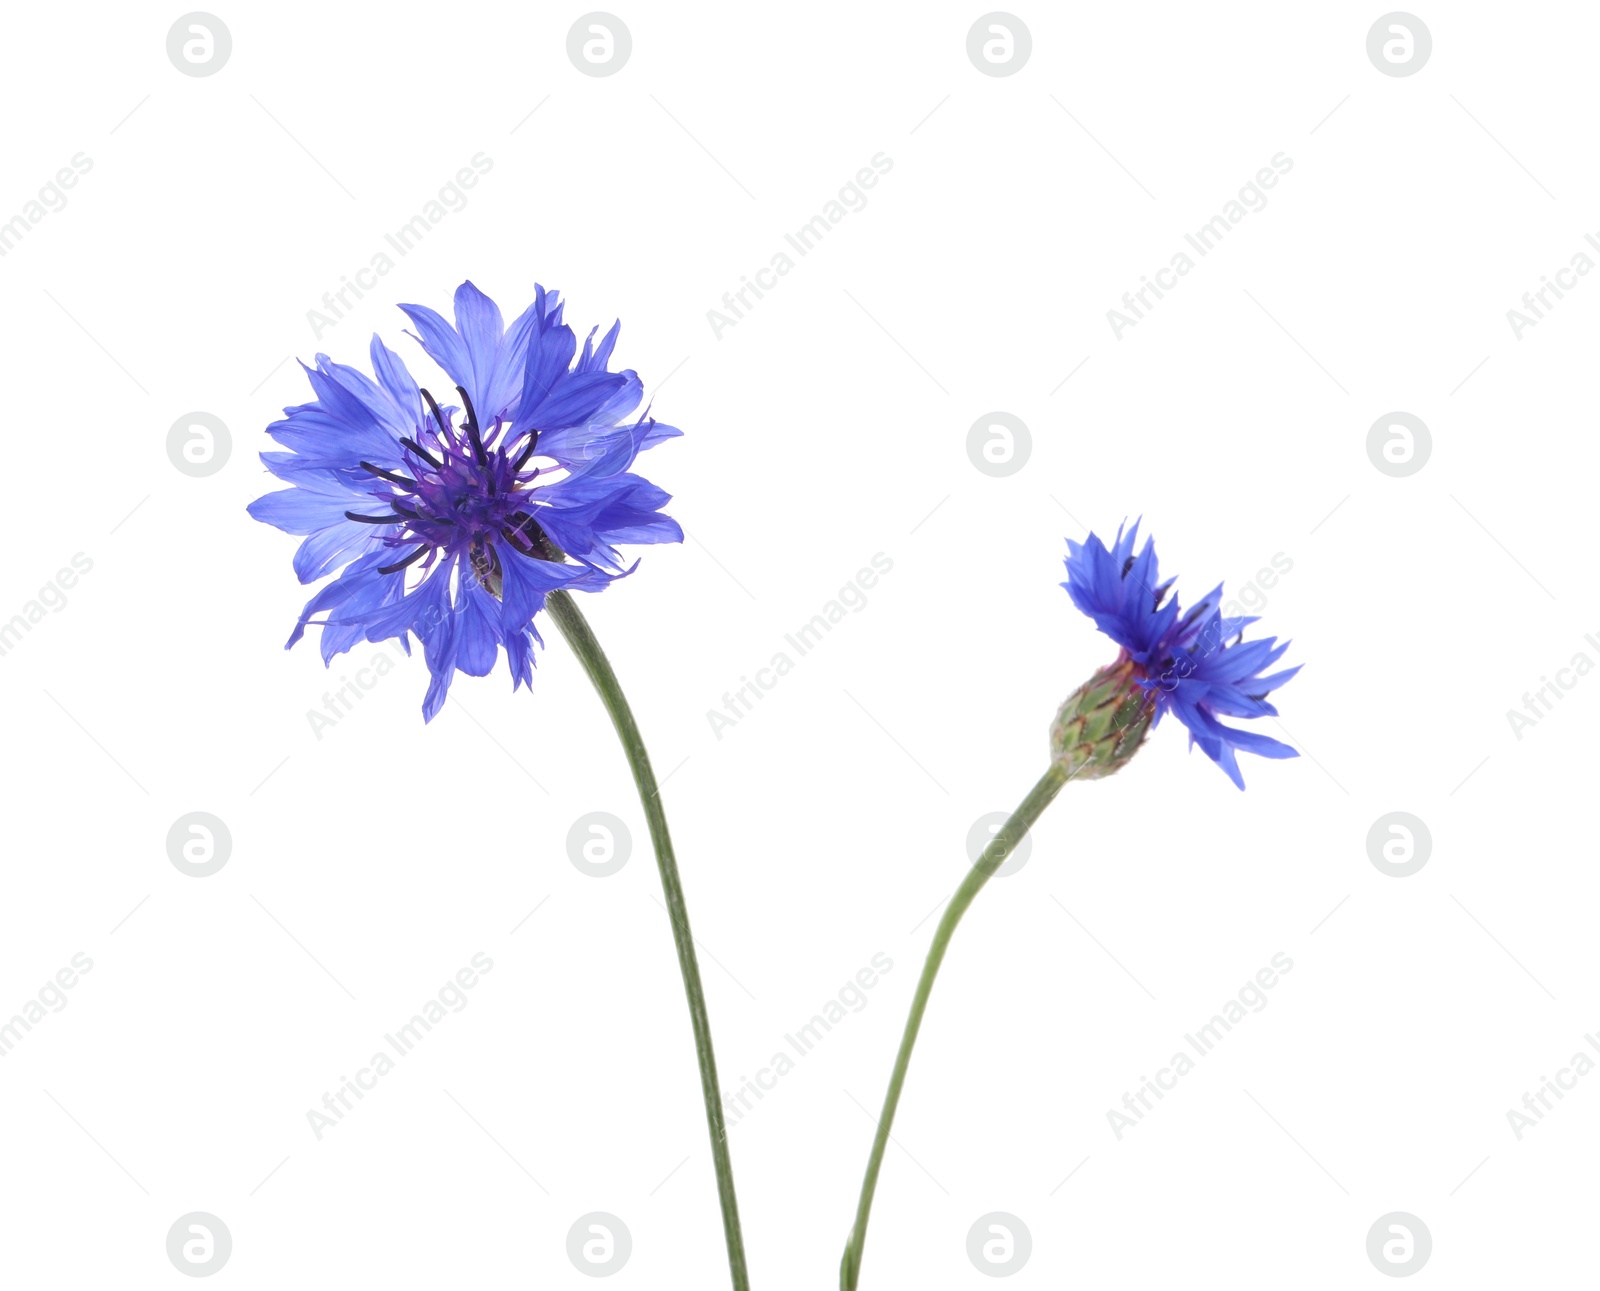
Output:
[
  {"left": 456, "top": 577, "right": 501, "bottom": 677},
  {"left": 369, "top": 334, "right": 421, "bottom": 421},
  {"left": 414, "top": 561, "right": 462, "bottom": 722},
  {"left": 398, "top": 301, "right": 472, "bottom": 396},
  {"left": 499, "top": 546, "right": 588, "bottom": 632},
  {"left": 293, "top": 521, "right": 376, "bottom": 585},
  {"left": 247, "top": 488, "right": 355, "bottom": 535}
]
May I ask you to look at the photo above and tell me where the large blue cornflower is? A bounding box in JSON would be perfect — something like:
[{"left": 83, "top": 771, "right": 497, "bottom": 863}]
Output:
[
  {"left": 248, "top": 281, "right": 682, "bottom": 720},
  {"left": 1061, "top": 522, "right": 1300, "bottom": 788}
]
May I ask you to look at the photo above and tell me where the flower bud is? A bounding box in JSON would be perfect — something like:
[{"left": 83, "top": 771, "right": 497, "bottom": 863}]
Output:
[{"left": 1050, "top": 658, "right": 1153, "bottom": 780}]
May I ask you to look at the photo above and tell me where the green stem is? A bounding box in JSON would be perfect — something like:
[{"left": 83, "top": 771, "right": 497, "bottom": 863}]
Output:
[
  {"left": 546, "top": 589, "right": 750, "bottom": 1291},
  {"left": 839, "top": 762, "right": 1070, "bottom": 1291}
]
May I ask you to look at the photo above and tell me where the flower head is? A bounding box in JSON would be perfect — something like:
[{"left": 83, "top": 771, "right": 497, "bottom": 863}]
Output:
[
  {"left": 248, "top": 281, "right": 682, "bottom": 721},
  {"left": 1058, "top": 522, "right": 1300, "bottom": 788}
]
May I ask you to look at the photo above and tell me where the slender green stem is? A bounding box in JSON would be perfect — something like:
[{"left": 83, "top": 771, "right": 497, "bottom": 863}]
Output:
[
  {"left": 546, "top": 589, "right": 750, "bottom": 1291},
  {"left": 839, "top": 762, "right": 1070, "bottom": 1290}
]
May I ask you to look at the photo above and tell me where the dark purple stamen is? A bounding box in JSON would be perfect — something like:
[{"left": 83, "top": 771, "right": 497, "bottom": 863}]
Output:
[
  {"left": 399, "top": 436, "right": 444, "bottom": 470},
  {"left": 361, "top": 461, "right": 417, "bottom": 488},
  {"left": 420, "top": 388, "right": 452, "bottom": 443},
  {"left": 377, "top": 546, "right": 430, "bottom": 575},
  {"left": 392, "top": 498, "right": 455, "bottom": 528},
  {"left": 456, "top": 385, "right": 488, "bottom": 468},
  {"left": 354, "top": 387, "right": 559, "bottom": 587}
]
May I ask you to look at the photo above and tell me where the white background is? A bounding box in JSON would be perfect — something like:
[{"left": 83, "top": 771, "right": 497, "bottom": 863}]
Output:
[{"left": 1, "top": 1, "right": 1594, "bottom": 1286}]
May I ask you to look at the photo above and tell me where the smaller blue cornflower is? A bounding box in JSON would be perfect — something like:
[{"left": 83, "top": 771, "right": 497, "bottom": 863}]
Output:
[
  {"left": 1057, "top": 521, "right": 1300, "bottom": 788},
  {"left": 837, "top": 520, "right": 1305, "bottom": 1291}
]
